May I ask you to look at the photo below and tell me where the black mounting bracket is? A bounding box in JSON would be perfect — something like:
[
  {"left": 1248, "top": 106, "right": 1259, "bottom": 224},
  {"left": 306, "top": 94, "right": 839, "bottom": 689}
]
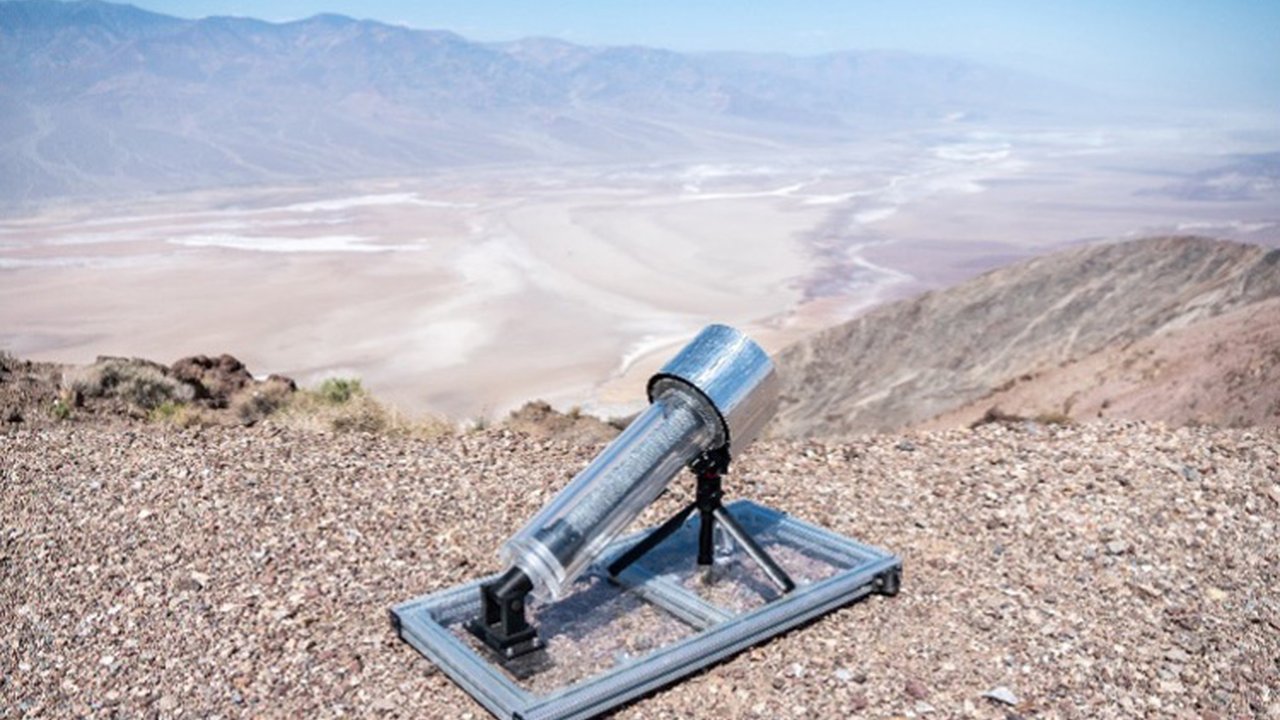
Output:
[{"left": 469, "top": 566, "right": 543, "bottom": 659}]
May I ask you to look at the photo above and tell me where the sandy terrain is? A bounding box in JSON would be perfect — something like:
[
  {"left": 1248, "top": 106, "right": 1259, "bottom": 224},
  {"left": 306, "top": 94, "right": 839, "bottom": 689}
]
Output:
[
  {"left": 2, "top": 125, "right": 1277, "bottom": 422},
  {"left": 3, "top": 419, "right": 1277, "bottom": 718}
]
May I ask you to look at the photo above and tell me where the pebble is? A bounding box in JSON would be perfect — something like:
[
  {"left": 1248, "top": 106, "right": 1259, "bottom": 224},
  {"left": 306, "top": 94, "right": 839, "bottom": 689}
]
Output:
[
  {"left": 1105, "top": 540, "right": 1130, "bottom": 556},
  {"left": 983, "top": 686, "right": 1019, "bottom": 705}
]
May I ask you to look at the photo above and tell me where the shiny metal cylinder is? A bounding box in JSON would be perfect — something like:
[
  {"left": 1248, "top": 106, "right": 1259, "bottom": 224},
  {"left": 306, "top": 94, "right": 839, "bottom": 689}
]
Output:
[
  {"left": 647, "top": 323, "right": 779, "bottom": 455},
  {"left": 499, "top": 324, "right": 779, "bottom": 600}
]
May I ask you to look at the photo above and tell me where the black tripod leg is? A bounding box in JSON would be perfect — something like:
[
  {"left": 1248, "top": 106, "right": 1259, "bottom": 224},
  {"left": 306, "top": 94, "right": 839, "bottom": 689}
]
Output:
[
  {"left": 698, "top": 504, "right": 716, "bottom": 565},
  {"left": 607, "top": 502, "right": 697, "bottom": 578},
  {"left": 712, "top": 507, "right": 796, "bottom": 593}
]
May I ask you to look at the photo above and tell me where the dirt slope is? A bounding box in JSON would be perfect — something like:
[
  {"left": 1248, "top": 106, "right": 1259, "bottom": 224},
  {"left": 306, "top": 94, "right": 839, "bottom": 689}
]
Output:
[
  {"left": 920, "top": 296, "right": 1280, "bottom": 430},
  {"left": 772, "top": 236, "right": 1280, "bottom": 438}
]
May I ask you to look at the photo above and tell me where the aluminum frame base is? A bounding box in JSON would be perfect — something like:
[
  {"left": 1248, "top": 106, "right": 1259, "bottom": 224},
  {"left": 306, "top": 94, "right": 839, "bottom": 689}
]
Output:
[{"left": 390, "top": 500, "right": 901, "bottom": 720}]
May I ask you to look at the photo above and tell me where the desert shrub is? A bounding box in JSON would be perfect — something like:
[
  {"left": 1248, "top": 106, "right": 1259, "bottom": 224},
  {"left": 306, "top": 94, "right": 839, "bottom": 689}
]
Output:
[
  {"left": 67, "top": 358, "right": 194, "bottom": 410},
  {"left": 231, "top": 381, "right": 294, "bottom": 426},
  {"left": 328, "top": 395, "right": 391, "bottom": 433},
  {"left": 1034, "top": 411, "right": 1074, "bottom": 426},
  {"left": 272, "top": 390, "right": 388, "bottom": 434},
  {"left": 150, "top": 400, "right": 182, "bottom": 422},
  {"left": 49, "top": 398, "right": 72, "bottom": 421},
  {"left": 316, "top": 377, "right": 363, "bottom": 404},
  {"left": 267, "top": 377, "right": 452, "bottom": 437},
  {"left": 149, "top": 400, "right": 211, "bottom": 428}
]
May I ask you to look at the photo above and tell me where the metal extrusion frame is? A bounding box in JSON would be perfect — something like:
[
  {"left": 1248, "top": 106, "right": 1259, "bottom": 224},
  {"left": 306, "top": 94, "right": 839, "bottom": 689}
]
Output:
[{"left": 390, "top": 500, "right": 902, "bottom": 720}]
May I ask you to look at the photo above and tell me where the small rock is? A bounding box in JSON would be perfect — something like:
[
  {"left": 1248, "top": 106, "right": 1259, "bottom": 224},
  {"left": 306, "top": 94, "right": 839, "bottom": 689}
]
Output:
[
  {"left": 983, "top": 686, "right": 1019, "bottom": 706},
  {"left": 99, "top": 654, "right": 115, "bottom": 666},
  {"left": 190, "top": 571, "right": 211, "bottom": 589},
  {"left": 157, "top": 695, "right": 178, "bottom": 712},
  {"left": 848, "top": 693, "right": 869, "bottom": 712},
  {"left": 896, "top": 440, "right": 917, "bottom": 452},
  {"left": 1205, "top": 587, "right": 1228, "bottom": 602},
  {"left": 834, "top": 668, "right": 853, "bottom": 683},
  {"left": 1179, "top": 465, "right": 1202, "bottom": 482},
  {"left": 905, "top": 678, "right": 929, "bottom": 700},
  {"left": 1105, "top": 540, "right": 1130, "bottom": 556}
]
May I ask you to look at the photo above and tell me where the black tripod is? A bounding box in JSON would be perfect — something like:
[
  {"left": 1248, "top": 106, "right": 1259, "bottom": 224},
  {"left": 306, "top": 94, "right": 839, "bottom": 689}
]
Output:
[{"left": 607, "top": 450, "right": 795, "bottom": 593}]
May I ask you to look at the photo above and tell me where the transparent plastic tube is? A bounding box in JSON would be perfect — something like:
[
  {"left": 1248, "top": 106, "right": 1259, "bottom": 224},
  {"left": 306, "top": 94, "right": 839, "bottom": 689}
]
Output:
[{"left": 500, "top": 384, "right": 722, "bottom": 600}]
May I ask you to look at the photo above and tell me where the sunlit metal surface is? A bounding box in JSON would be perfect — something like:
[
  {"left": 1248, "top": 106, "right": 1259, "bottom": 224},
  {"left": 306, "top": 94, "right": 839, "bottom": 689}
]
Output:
[{"left": 648, "top": 323, "right": 779, "bottom": 454}]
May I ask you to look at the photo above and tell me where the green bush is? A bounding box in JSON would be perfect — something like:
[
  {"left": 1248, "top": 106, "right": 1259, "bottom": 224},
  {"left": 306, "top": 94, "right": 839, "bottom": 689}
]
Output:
[
  {"left": 49, "top": 398, "right": 72, "bottom": 421},
  {"left": 150, "top": 400, "right": 182, "bottom": 422},
  {"left": 315, "top": 377, "right": 363, "bottom": 405}
]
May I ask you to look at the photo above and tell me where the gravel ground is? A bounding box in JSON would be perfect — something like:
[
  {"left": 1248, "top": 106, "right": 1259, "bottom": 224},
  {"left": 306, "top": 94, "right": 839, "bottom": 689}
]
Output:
[{"left": 2, "top": 420, "right": 1278, "bottom": 718}]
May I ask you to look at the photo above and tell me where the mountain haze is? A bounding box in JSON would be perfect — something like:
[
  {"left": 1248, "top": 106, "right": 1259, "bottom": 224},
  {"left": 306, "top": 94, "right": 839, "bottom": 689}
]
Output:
[
  {"left": 0, "top": 0, "right": 1097, "bottom": 210},
  {"left": 771, "top": 236, "right": 1280, "bottom": 437}
]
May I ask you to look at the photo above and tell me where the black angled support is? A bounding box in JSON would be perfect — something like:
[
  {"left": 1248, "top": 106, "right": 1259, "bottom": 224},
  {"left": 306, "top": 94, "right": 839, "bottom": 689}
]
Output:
[{"left": 608, "top": 450, "right": 796, "bottom": 594}]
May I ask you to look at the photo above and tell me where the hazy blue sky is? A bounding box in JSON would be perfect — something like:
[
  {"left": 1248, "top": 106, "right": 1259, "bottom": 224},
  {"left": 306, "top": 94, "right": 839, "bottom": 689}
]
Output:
[{"left": 123, "top": 0, "right": 1279, "bottom": 106}]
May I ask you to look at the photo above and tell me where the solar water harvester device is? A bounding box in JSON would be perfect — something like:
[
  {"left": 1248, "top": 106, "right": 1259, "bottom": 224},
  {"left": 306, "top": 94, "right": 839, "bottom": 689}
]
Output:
[{"left": 391, "top": 324, "right": 902, "bottom": 719}]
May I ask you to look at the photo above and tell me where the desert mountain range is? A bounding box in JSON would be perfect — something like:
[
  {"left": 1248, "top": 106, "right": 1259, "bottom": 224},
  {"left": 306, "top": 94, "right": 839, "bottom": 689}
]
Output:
[
  {"left": 771, "top": 236, "right": 1280, "bottom": 437},
  {"left": 4, "top": 235, "right": 1276, "bottom": 438},
  {"left": 0, "top": 0, "right": 1099, "bottom": 210}
]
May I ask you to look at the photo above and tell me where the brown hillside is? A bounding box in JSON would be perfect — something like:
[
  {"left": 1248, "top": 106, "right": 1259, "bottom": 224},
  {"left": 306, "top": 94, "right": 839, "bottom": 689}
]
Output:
[
  {"left": 771, "top": 236, "right": 1280, "bottom": 438},
  {"left": 920, "top": 296, "right": 1280, "bottom": 430}
]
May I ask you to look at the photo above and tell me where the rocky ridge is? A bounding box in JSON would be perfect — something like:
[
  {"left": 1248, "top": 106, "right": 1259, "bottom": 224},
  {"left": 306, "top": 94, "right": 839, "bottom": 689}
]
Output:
[
  {"left": 921, "top": 296, "right": 1280, "bottom": 430},
  {"left": 0, "top": 352, "right": 295, "bottom": 428},
  {"left": 771, "top": 236, "right": 1280, "bottom": 438}
]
